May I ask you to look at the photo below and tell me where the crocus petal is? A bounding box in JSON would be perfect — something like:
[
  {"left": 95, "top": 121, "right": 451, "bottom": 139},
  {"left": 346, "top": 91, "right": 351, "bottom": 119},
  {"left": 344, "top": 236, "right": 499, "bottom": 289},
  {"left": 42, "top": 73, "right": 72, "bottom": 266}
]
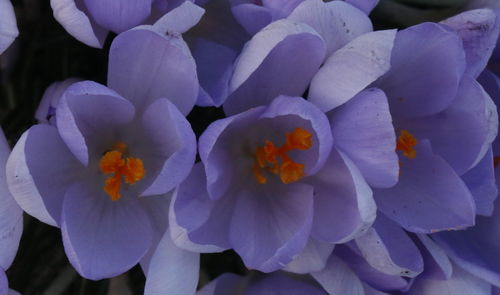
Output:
[
  {"left": 6, "top": 124, "right": 81, "bottom": 226},
  {"left": 312, "top": 255, "right": 365, "bottom": 295},
  {"left": 416, "top": 234, "right": 452, "bottom": 280},
  {"left": 197, "top": 273, "right": 245, "bottom": 295},
  {"left": 144, "top": 229, "right": 199, "bottom": 295},
  {"left": 309, "top": 148, "right": 376, "bottom": 243},
  {"left": 398, "top": 76, "right": 498, "bottom": 175},
  {"left": 375, "top": 22, "right": 466, "bottom": 118},
  {"left": 61, "top": 181, "right": 153, "bottom": 280},
  {"left": 343, "top": 0, "right": 379, "bottom": 14},
  {"left": 0, "top": 268, "right": 6, "bottom": 295},
  {"left": 191, "top": 38, "right": 237, "bottom": 107},
  {"left": 288, "top": 0, "right": 373, "bottom": 56},
  {"left": 0, "top": 0, "right": 18, "bottom": 54},
  {"left": 108, "top": 26, "right": 198, "bottom": 115},
  {"left": 139, "top": 98, "right": 196, "bottom": 196},
  {"left": 153, "top": 1, "right": 205, "bottom": 34},
  {"left": 0, "top": 130, "right": 22, "bottom": 270},
  {"left": 83, "top": 0, "right": 151, "bottom": 33},
  {"left": 284, "top": 238, "right": 335, "bottom": 274},
  {"left": 407, "top": 263, "right": 491, "bottom": 295},
  {"left": 35, "top": 78, "right": 81, "bottom": 125},
  {"left": 308, "top": 30, "right": 396, "bottom": 112},
  {"left": 375, "top": 140, "right": 476, "bottom": 233},
  {"left": 229, "top": 183, "right": 314, "bottom": 272},
  {"left": 331, "top": 88, "right": 398, "bottom": 188},
  {"left": 199, "top": 107, "right": 264, "bottom": 200},
  {"left": 224, "top": 19, "right": 326, "bottom": 115},
  {"left": 336, "top": 244, "right": 409, "bottom": 292},
  {"left": 433, "top": 201, "right": 500, "bottom": 287},
  {"left": 363, "top": 284, "right": 390, "bottom": 295},
  {"left": 231, "top": 3, "right": 272, "bottom": 35},
  {"left": 461, "top": 149, "right": 497, "bottom": 216},
  {"left": 354, "top": 214, "right": 423, "bottom": 277},
  {"left": 441, "top": 9, "right": 500, "bottom": 78},
  {"left": 171, "top": 163, "right": 233, "bottom": 252},
  {"left": 56, "top": 81, "right": 135, "bottom": 166},
  {"left": 246, "top": 273, "right": 327, "bottom": 295},
  {"left": 50, "top": 0, "right": 107, "bottom": 48},
  {"left": 139, "top": 193, "right": 171, "bottom": 271}
]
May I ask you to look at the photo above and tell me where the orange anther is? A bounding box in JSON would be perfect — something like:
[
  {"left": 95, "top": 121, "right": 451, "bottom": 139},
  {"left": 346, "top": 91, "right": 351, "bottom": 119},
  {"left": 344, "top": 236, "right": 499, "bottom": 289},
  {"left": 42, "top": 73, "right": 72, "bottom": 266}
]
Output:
[
  {"left": 252, "top": 127, "right": 312, "bottom": 184},
  {"left": 279, "top": 161, "right": 305, "bottom": 184},
  {"left": 285, "top": 128, "right": 312, "bottom": 150},
  {"left": 494, "top": 156, "right": 500, "bottom": 168},
  {"left": 396, "top": 130, "right": 417, "bottom": 159},
  {"left": 99, "top": 143, "right": 145, "bottom": 201}
]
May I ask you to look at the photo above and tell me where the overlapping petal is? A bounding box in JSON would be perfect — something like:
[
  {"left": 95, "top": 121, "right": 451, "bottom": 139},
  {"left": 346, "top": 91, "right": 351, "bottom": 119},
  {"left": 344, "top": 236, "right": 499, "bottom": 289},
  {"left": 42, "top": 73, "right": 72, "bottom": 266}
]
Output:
[
  {"left": 50, "top": 0, "right": 108, "bottom": 48},
  {"left": 0, "top": 130, "right": 22, "bottom": 270},
  {"left": 375, "top": 22, "right": 466, "bottom": 118},
  {"left": 330, "top": 88, "right": 398, "bottom": 188},
  {"left": 441, "top": 8, "right": 500, "bottom": 78},
  {"left": 434, "top": 200, "right": 500, "bottom": 287},
  {"left": 56, "top": 81, "right": 136, "bottom": 166},
  {"left": 308, "top": 30, "right": 396, "bottom": 112},
  {"left": 108, "top": 26, "right": 198, "bottom": 115},
  {"left": 0, "top": 0, "right": 18, "bottom": 54},
  {"left": 6, "top": 124, "right": 81, "bottom": 226},
  {"left": 229, "top": 183, "right": 314, "bottom": 272},
  {"left": 61, "top": 181, "right": 153, "bottom": 280},
  {"left": 224, "top": 19, "right": 326, "bottom": 115},
  {"left": 83, "top": 0, "right": 152, "bottom": 33},
  {"left": 144, "top": 229, "right": 199, "bottom": 295},
  {"left": 288, "top": 0, "right": 373, "bottom": 56},
  {"left": 139, "top": 98, "right": 196, "bottom": 196},
  {"left": 309, "top": 148, "right": 375, "bottom": 243},
  {"left": 375, "top": 140, "right": 476, "bottom": 233},
  {"left": 354, "top": 214, "right": 423, "bottom": 277},
  {"left": 312, "top": 254, "right": 365, "bottom": 295}
]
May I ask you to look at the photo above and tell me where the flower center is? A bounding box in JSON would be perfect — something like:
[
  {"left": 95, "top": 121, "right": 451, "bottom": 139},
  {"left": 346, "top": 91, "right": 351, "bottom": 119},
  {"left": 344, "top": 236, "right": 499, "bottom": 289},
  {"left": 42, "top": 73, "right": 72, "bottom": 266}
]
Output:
[
  {"left": 252, "top": 127, "right": 312, "bottom": 184},
  {"left": 99, "top": 142, "right": 145, "bottom": 201},
  {"left": 396, "top": 130, "right": 417, "bottom": 159}
]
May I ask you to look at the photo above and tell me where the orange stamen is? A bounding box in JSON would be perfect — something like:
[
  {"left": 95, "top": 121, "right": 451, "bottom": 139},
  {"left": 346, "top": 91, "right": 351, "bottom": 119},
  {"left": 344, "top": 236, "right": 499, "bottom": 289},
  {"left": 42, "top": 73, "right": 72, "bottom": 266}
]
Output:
[
  {"left": 396, "top": 130, "right": 417, "bottom": 159},
  {"left": 99, "top": 143, "right": 145, "bottom": 201},
  {"left": 252, "top": 127, "right": 312, "bottom": 184},
  {"left": 494, "top": 156, "right": 500, "bottom": 168}
]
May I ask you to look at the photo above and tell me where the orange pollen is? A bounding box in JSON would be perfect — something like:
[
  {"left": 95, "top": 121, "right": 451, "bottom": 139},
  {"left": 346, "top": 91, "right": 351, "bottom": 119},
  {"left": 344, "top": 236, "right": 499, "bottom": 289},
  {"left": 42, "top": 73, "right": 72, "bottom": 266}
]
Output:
[
  {"left": 396, "top": 130, "right": 417, "bottom": 159},
  {"left": 99, "top": 143, "right": 145, "bottom": 201},
  {"left": 252, "top": 127, "right": 312, "bottom": 184},
  {"left": 494, "top": 156, "right": 500, "bottom": 168}
]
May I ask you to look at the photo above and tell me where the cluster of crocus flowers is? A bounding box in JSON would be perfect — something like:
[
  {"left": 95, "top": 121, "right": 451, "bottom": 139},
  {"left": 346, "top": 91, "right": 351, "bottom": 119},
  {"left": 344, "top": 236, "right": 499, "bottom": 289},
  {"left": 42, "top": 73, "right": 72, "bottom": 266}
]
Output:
[{"left": 3, "top": 0, "right": 500, "bottom": 294}]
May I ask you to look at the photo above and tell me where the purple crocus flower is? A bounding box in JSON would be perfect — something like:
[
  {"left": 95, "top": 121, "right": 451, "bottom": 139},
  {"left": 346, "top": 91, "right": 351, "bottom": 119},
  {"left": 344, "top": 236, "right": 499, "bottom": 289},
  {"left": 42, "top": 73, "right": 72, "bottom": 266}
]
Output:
[
  {"left": 0, "top": 0, "right": 18, "bottom": 54},
  {"left": 171, "top": 91, "right": 400, "bottom": 272},
  {"left": 0, "top": 129, "right": 22, "bottom": 295},
  {"left": 358, "top": 11, "right": 499, "bottom": 234},
  {"left": 197, "top": 272, "right": 327, "bottom": 295},
  {"left": 50, "top": 0, "right": 203, "bottom": 48},
  {"left": 428, "top": 24, "right": 500, "bottom": 289},
  {"left": 6, "top": 25, "right": 199, "bottom": 281}
]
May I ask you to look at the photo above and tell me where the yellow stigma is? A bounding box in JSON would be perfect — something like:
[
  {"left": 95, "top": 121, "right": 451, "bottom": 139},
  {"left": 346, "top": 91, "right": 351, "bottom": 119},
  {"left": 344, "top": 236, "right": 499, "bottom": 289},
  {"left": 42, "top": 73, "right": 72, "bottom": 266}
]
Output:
[
  {"left": 99, "top": 142, "right": 145, "bottom": 201},
  {"left": 252, "top": 128, "right": 312, "bottom": 184},
  {"left": 396, "top": 130, "right": 417, "bottom": 159}
]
